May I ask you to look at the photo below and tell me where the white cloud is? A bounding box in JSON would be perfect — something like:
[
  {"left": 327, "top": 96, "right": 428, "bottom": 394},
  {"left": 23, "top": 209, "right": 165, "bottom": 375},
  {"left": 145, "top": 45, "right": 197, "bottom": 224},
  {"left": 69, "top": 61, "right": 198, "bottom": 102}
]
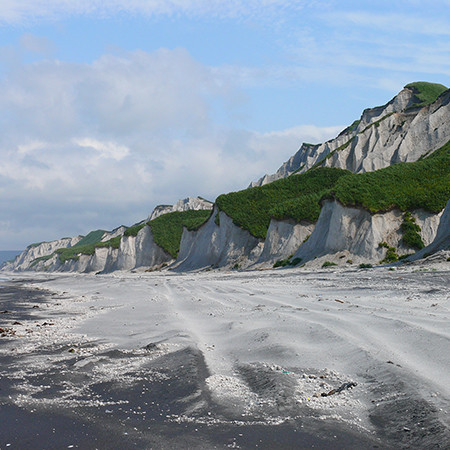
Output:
[
  {"left": 0, "top": 47, "right": 342, "bottom": 249},
  {"left": 336, "top": 11, "right": 450, "bottom": 36},
  {"left": 0, "top": 0, "right": 305, "bottom": 24},
  {"left": 74, "top": 138, "right": 130, "bottom": 161}
]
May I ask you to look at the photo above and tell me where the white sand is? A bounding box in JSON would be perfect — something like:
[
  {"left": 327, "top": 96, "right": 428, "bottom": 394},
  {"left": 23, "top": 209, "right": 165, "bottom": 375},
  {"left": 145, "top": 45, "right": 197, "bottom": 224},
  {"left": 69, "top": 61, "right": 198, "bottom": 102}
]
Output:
[{"left": 3, "top": 262, "right": 450, "bottom": 439}]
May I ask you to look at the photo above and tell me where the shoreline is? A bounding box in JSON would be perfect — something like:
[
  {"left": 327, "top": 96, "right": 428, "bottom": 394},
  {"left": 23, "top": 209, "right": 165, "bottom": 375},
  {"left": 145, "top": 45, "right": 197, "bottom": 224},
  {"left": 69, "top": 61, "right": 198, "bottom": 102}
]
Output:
[{"left": 1, "top": 265, "right": 449, "bottom": 448}]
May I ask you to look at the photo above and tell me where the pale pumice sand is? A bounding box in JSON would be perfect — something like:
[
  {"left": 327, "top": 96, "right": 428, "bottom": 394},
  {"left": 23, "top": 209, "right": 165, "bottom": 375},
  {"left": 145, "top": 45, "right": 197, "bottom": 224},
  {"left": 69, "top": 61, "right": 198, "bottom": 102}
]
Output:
[{"left": 2, "top": 261, "right": 449, "bottom": 447}]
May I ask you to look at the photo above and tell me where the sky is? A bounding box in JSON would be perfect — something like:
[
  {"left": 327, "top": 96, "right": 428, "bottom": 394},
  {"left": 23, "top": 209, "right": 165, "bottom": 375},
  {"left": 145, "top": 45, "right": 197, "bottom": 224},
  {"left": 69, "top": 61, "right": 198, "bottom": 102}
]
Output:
[{"left": 0, "top": 1, "right": 449, "bottom": 250}]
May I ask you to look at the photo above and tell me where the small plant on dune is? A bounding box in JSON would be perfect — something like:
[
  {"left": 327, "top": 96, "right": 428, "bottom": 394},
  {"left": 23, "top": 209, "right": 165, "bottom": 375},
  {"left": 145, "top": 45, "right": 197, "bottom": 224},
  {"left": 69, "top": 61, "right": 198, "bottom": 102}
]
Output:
[
  {"left": 322, "top": 261, "right": 337, "bottom": 268},
  {"left": 273, "top": 258, "right": 292, "bottom": 268},
  {"left": 273, "top": 257, "right": 302, "bottom": 268}
]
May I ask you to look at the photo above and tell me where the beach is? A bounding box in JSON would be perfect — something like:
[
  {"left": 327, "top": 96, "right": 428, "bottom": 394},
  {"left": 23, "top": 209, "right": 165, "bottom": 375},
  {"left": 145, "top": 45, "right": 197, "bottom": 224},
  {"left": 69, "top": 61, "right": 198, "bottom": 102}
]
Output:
[{"left": 0, "top": 263, "right": 449, "bottom": 448}]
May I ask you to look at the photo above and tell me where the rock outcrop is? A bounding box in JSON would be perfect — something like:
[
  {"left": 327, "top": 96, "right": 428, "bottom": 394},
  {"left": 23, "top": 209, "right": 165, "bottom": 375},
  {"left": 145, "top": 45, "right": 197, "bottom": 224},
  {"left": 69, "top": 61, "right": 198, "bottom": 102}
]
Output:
[
  {"left": 292, "top": 200, "right": 442, "bottom": 264},
  {"left": 174, "top": 207, "right": 263, "bottom": 271},
  {"left": 257, "top": 219, "right": 315, "bottom": 265},
  {"left": 148, "top": 197, "right": 213, "bottom": 221},
  {"left": 408, "top": 200, "right": 450, "bottom": 261},
  {"left": 251, "top": 85, "right": 449, "bottom": 186}
]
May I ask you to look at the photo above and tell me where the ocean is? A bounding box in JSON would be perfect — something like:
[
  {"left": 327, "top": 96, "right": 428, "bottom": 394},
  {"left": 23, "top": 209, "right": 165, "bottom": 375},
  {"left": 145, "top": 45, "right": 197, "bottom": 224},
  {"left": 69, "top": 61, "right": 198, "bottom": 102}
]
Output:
[{"left": 0, "top": 250, "right": 22, "bottom": 266}]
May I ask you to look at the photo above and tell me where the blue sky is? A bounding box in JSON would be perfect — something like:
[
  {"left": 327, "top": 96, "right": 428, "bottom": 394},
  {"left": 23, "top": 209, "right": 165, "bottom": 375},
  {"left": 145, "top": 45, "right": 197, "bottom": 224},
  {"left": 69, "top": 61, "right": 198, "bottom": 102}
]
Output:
[{"left": 0, "top": 0, "right": 449, "bottom": 250}]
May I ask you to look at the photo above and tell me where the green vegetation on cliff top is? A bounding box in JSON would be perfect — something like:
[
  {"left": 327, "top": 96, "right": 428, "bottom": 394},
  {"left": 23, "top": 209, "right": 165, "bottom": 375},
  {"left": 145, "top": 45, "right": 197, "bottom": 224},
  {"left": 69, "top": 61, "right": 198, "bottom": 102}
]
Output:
[
  {"left": 328, "top": 140, "right": 450, "bottom": 213},
  {"left": 73, "top": 229, "right": 106, "bottom": 247},
  {"left": 216, "top": 167, "right": 350, "bottom": 239},
  {"left": 148, "top": 209, "right": 211, "bottom": 258},
  {"left": 405, "top": 81, "right": 448, "bottom": 108},
  {"left": 124, "top": 223, "right": 146, "bottom": 237}
]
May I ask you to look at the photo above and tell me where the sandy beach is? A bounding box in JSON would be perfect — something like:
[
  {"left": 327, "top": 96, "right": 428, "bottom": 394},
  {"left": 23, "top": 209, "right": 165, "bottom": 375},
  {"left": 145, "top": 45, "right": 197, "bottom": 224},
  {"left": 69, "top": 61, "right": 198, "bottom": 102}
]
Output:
[{"left": 0, "top": 262, "right": 449, "bottom": 448}]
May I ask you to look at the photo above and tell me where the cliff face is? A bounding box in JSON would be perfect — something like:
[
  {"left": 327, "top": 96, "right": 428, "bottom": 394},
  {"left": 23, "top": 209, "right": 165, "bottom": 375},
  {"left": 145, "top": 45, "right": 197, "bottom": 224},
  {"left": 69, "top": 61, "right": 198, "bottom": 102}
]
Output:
[
  {"left": 29, "top": 225, "right": 173, "bottom": 273},
  {"left": 174, "top": 207, "right": 263, "bottom": 271},
  {"left": 251, "top": 86, "right": 449, "bottom": 187},
  {"left": 257, "top": 219, "right": 315, "bottom": 265},
  {"left": 292, "top": 200, "right": 442, "bottom": 264},
  {"left": 2, "top": 236, "right": 82, "bottom": 271},
  {"left": 116, "top": 226, "right": 172, "bottom": 271}
]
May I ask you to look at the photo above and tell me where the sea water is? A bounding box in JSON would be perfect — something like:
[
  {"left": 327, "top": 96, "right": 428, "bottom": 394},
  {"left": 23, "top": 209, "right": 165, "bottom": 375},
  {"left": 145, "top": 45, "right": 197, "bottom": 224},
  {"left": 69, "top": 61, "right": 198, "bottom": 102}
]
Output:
[{"left": 0, "top": 250, "right": 22, "bottom": 266}]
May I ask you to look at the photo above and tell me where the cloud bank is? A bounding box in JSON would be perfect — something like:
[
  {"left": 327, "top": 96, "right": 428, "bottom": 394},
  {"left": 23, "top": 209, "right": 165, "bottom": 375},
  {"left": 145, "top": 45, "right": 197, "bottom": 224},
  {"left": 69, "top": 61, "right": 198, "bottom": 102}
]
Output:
[{"left": 0, "top": 48, "right": 340, "bottom": 249}]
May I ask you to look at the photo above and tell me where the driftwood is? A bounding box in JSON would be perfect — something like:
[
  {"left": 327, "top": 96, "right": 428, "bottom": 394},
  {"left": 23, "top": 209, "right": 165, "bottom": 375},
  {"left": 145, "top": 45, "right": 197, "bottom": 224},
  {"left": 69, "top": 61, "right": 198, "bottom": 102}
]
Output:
[{"left": 321, "top": 381, "right": 357, "bottom": 397}]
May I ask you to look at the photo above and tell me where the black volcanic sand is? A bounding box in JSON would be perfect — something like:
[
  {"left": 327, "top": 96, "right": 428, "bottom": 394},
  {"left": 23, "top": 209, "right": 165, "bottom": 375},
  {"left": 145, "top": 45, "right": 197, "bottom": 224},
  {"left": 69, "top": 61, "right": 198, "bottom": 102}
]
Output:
[{"left": 0, "top": 280, "right": 447, "bottom": 449}]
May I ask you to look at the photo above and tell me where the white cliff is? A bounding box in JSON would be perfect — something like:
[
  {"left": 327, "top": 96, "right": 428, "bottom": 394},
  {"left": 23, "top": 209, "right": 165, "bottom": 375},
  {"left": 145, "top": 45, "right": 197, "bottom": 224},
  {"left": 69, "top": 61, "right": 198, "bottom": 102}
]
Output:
[
  {"left": 45, "top": 225, "right": 172, "bottom": 273},
  {"left": 174, "top": 207, "right": 263, "bottom": 271},
  {"left": 100, "top": 226, "right": 127, "bottom": 242},
  {"left": 115, "top": 225, "right": 172, "bottom": 271},
  {"left": 251, "top": 85, "right": 449, "bottom": 186},
  {"left": 148, "top": 196, "right": 213, "bottom": 221},
  {"left": 292, "top": 200, "right": 443, "bottom": 265},
  {"left": 3, "top": 236, "right": 82, "bottom": 271},
  {"left": 257, "top": 219, "right": 315, "bottom": 265}
]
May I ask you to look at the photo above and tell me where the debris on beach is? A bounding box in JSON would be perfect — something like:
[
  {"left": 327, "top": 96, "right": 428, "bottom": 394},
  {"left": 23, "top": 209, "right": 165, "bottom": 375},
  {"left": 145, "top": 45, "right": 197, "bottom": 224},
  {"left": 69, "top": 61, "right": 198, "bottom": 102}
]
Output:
[
  {"left": 319, "top": 381, "right": 357, "bottom": 397},
  {"left": 0, "top": 327, "right": 16, "bottom": 337}
]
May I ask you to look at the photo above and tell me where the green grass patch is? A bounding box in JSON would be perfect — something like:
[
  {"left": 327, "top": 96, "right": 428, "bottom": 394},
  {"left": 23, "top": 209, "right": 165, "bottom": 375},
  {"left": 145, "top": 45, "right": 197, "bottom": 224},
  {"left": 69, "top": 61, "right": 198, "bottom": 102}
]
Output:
[
  {"left": 327, "top": 140, "right": 450, "bottom": 214},
  {"left": 56, "top": 245, "right": 95, "bottom": 263},
  {"left": 148, "top": 210, "right": 211, "bottom": 258},
  {"left": 73, "top": 230, "right": 106, "bottom": 247},
  {"left": 216, "top": 167, "right": 351, "bottom": 239},
  {"left": 322, "top": 261, "right": 337, "bottom": 268},
  {"left": 405, "top": 82, "right": 448, "bottom": 109},
  {"left": 124, "top": 223, "right": 146, "bottom": 237},
  {"left": 95, "top": 236, "right": 122, "bottom": 249}
]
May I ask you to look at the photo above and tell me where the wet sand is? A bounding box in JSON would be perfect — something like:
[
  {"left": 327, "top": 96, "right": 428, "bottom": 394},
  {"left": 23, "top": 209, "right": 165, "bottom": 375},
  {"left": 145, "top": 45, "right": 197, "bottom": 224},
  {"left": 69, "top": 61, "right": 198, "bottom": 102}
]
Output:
[{"left": 0, "top": 265, "right": 449, "bottom": 449}]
